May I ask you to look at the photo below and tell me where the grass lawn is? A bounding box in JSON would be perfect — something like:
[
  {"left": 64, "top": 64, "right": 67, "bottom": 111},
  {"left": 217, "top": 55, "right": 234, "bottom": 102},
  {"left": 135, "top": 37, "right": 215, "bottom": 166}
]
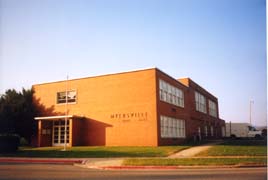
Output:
[
  {"left": 123, "top": 157, "right": 267, "bottom": 166},
  {"left": 0, "top": 146, "right": 190, "bottom": 158},
  {"left": 197, "top": 140, "right": 267, "bottom": 156}
]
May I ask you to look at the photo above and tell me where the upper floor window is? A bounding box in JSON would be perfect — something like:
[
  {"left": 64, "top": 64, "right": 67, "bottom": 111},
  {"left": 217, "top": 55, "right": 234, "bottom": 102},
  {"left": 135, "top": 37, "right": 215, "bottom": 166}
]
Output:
[
  {"left": 195, "top": 91, "right": 207, "bottom": 113},
  {"left": 159, "top": 79, "right": 184, "bottom": 107},
  {"left": 57, "top": 90, "right": 76, "bottom": 104},
  {"left": 208, "top": 100, "right": 217, "bottom": 117}
]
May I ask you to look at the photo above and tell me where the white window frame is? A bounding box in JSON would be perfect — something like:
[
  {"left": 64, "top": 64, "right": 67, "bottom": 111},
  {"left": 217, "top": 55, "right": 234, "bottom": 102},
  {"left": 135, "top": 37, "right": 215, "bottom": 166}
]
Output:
[
  {"left": 211, "top": 126, "right": 214, "bottom": 136},
  {"left": 208, "top": 99, "right": 217, "bottom": 117},
  {"left": 57, "top": 90, "right": 77, "bottom": 104},
  {"left": 160, "top": 115, "right": 186, "bottom": 138},
  {"left": 195, "top": 91, "right": 207, "bottom": 113},
  {"left": 159, "top": 79, "right": 184, "bottom": 108},
  {"left": 204, "top": 126, "right": 208, "bottom": 137}
]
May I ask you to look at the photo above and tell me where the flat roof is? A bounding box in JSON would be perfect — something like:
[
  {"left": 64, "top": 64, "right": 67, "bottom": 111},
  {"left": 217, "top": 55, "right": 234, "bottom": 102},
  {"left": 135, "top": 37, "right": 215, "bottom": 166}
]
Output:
[
  {"left": 178, "top": 77, "right": 218, "bottom": 100},
  {"left": 32, "top": 67, "right": 217, "bottom": 98},
  {"left": 33, "top": 67, "right": 158, "bottom": 86}
]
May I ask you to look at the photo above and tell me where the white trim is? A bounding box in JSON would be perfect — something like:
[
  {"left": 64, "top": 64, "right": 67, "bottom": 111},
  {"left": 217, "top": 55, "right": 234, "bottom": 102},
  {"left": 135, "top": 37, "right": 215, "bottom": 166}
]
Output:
[
  {"left": 34, "top": 115, "right": 73, "bottom": 120},
  {"left": 33, "top": 67, "right": 157, "bottom": 86},
  {"left": 52, "top": 120, "right": 70, "bottom": 147}
]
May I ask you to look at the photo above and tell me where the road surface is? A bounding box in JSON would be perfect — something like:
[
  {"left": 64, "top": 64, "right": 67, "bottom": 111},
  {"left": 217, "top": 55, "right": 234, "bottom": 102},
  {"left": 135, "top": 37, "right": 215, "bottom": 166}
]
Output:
[{"left": 0, "top": 163, "right": 266, "bottom": 180}]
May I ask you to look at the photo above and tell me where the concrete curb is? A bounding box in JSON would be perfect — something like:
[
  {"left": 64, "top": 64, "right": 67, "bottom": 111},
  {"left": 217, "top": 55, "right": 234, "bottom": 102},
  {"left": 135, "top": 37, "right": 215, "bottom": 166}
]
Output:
[
  {"left": 75, "top": 165, "right": 267, "bottom": 170},
  {"left": 1, "top": 157, "right": 266, "bottom": 169},
  {"left": 74, "top": 163, "right": 267, "bottom": 170},
  {"left": 0, "top": 158, "right": 83, "bottom": 164}
]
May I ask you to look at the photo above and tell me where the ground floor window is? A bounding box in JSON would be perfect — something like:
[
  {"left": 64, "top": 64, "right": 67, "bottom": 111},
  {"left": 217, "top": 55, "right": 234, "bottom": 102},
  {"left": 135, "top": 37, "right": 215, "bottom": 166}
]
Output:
[
  {"left": 211, "top": 126, "right": 214, "bottom": 136},
  {"left": 204, "top": 126, "right": 208, "bottom": 137},
  {"left": 160, "top": 115, "right": 185, "bottom": 138}
]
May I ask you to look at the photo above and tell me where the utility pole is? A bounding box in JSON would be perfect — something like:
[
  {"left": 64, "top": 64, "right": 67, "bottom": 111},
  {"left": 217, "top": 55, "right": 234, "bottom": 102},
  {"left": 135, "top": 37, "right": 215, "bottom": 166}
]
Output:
[
  {"left": 249, "top": 100, "right": 254, "bottom": 125},
  {"left": 63, "top": 75, "right": 68, "bottom": 151},
  {"left": 229, "top": 121, "right": 231, "bottom": 136}
]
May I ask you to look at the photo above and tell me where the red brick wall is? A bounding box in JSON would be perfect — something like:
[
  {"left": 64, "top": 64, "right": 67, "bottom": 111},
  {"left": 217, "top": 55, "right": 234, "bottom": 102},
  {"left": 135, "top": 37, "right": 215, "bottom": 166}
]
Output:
[
  {"left": 72, "top": 118, "right": 85, "bottom": 146},
  {"left": 33, "top": 68, "right": 225, "bottom": 147},
  {"left": 39, "top": 121, "right": 52, "bottom": 147},
  {"left": 178, "top": 78, "right": 225, "bottom": 140},
  {"left": 155, "top": 69, "right": 190, "bottom": 145},
  {"left": 33, "top": 68, "right": 158, "bottom": 146}
]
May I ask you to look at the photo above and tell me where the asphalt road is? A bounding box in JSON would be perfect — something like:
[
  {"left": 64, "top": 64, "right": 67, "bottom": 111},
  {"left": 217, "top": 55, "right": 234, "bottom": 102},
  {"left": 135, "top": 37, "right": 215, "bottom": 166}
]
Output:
[{"left": 0, "top": 163, "right": 266, "bottom": 180}]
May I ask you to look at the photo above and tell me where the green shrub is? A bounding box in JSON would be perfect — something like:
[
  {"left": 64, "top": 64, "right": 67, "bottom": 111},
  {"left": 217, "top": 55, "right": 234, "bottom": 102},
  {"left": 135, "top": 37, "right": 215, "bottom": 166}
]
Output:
[
  {"left": 0, "top": 134, "right": 20, "bottom": 152},
  {"left": 20, "top": 137, "right": 28, "bottom": 146}
]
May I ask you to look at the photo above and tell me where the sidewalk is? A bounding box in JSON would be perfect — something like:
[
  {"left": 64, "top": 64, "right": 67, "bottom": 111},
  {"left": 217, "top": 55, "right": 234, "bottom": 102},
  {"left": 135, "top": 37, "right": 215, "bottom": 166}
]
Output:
[
  {"left": 75, "top": 158, "right": 124, "bottom": 169},
  {"left": 76, "top": 141, "right": 250, "bottom": 170},
  {"left": 0, "top": 141, "right": 223, "bottom": 168},
  {"left": 1, "top": 156, "right": 264, "bottom": 170},
  {"left": 1, "top": 141, "right": 265, "bottom": 169},
  {"left": 168, "top": 141, "right": 222, "bottom": 158},
  {"left": 0, "top": 157, "right": 84, "bottom": 164}
]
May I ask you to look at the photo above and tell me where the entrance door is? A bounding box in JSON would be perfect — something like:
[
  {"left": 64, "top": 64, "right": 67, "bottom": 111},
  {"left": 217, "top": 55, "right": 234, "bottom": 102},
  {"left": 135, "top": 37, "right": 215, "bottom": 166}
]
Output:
[{"left": 53, "top": 120, "right": 70, "bottom": 146}]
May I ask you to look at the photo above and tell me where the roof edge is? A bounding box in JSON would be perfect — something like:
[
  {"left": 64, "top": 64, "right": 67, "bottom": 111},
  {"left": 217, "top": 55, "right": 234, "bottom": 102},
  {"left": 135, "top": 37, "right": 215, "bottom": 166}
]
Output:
[{"left": 33, "top": 67, "right": 158, "bottom": 86}]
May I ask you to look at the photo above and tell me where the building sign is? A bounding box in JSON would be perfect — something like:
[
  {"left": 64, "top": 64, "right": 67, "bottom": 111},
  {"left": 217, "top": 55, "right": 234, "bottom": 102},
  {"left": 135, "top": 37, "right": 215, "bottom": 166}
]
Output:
[{"left": 110, "top": 112, "right": 148, "bottom": 122}]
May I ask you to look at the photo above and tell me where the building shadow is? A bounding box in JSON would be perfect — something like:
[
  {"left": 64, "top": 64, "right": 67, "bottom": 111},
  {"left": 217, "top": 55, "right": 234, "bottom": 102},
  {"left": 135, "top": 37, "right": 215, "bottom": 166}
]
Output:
[
  {"left": 32, "top": 97, "right": 113, "bottom": 146},
  {"left": 74, "top": 118, "right": 112, "bottom": 146},
  {"left": 31, "top": 97, "right": 63, "bottom": 147},
  {"left": 33, "top": 98, "right": 62, "bottom": 117}
]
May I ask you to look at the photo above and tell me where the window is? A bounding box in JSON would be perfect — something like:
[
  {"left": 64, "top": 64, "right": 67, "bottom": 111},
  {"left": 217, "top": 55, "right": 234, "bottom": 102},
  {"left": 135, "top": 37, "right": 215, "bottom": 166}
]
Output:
[
  {"left": 204, "top": 126, "right": 208, "bottom": 137},
  {"left": 248, "top": 126, "right": 256, "bottom": 131},
  {"left": 198, "top": 127, "right": 201, "bottom": 137},
  {"left": 208, "top": 100, "right": 217, "bottom": 117},
  {"left": 57, "top": 90, "right": 77, "bottom": 104},
  {"left": 160, "top": 115, "right": 186, "bottom": 138},
  {"left": 42, "top": 129, "right": 51, "bottom": 135},
  {"left": 211, "top": 126, "right": 214, "bottom": 136},
  {"left": 159, "top": 79, "right": 184, "bottom": 107},
  {"left": 195, "top": 91, "right": 207, "bottom": 113}
]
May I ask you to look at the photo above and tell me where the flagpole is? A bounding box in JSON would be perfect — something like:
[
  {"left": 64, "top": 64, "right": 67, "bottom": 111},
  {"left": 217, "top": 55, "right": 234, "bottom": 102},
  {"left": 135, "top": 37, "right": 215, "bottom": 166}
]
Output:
[
  {"left": 63, "top": 75, "right": 68, "bottom": 151},
  {"left": 249, "top": 100, "right": 254, "bottom": 125}
]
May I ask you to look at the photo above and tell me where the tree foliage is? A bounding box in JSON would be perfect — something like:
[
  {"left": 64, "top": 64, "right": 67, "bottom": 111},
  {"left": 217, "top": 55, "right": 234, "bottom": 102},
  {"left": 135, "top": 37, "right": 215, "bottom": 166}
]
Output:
[{"left": 0, "top": 88, "right": 37, "bottom": 142}]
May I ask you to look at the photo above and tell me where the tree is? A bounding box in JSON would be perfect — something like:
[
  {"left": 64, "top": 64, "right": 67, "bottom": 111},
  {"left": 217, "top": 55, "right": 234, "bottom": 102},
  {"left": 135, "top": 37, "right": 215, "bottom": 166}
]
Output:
[{"left": 0, "top": 88, "right": 37, "bottom": 143}]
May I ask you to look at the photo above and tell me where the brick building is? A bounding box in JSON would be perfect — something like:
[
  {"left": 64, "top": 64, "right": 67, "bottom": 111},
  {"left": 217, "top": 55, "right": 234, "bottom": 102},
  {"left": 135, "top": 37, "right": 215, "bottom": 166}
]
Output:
[{"left": 33, "top": 68, "right": 225, "bottom": 147}]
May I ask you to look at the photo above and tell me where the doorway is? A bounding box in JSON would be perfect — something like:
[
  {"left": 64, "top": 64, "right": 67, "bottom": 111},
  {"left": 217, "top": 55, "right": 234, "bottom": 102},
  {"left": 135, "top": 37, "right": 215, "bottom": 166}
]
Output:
[{"left": 52, "top": 120, "right": 70, "bottom": 146}]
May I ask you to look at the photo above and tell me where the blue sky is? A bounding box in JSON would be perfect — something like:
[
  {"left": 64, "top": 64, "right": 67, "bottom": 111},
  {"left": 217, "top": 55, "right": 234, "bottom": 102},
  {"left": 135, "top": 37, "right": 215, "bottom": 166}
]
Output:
[{"left": 0, "top": 0, "right": 266, "bottom": 126}]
